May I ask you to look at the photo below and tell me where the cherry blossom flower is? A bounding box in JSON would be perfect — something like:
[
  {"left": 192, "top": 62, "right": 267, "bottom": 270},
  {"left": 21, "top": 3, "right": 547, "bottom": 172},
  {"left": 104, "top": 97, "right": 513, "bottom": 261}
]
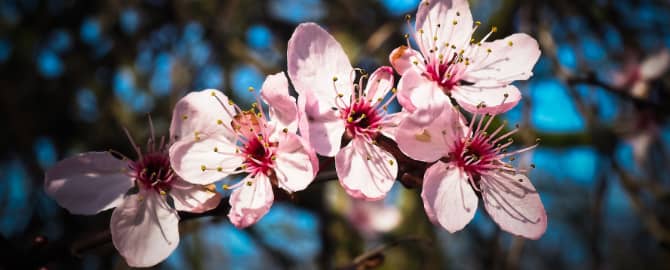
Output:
[
  {"left": 169, "top": 72, "right": 318, "bottom": 228},
  {"left": 395, "top": 105, "right": 547, "bottom": 239},
  {"left": 613, "top": 49, "right": 669, "bottom": 99},
  {"left": 389, "top": 0, "right": 540, "bottom": 124},
  {"left": 287, "top": 22, "right": 402, "bottom": 200},
  {"left": 44, "top": 125, "right": 221, "bottom": 267}
]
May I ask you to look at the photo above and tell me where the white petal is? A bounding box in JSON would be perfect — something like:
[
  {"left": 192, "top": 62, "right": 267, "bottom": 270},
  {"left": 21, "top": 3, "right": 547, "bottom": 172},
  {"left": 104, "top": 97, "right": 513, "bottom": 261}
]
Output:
[
  {"left": 421, "top": 163, "right": 478, "bottom": 233},
  {"left": 44, "top": 152, "right": 133, "bottom": 215},
  {"left": 111, "top": 192, "right": 180, "bottom": 267},
  {"left": 336, "top": 139, "right": 397, "bottom": 201}
]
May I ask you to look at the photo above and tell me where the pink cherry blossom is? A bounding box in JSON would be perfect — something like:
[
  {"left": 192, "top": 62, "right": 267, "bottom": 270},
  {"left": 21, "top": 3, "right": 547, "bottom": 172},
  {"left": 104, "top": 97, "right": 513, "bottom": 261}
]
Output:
[
  {"left": 169, "top": 72, "right": 318, "bottom": 228},
  {"left": 287, "top": 22, "right": 402, "bottom": 201},
  {"left": 346, "top": 198, "right": 402, "bottom": 239},
  {"left": 396, "top": 106, "right": 547, "bottom": 239},
  {"left": 613, "top": 49, "right": 669, "bottom": 99},
  {"left": 44, "top": 128, "right": 221, "bottom": 267},
  {"left": 389, "top": 0, "right": 540, "bottom": 124}
]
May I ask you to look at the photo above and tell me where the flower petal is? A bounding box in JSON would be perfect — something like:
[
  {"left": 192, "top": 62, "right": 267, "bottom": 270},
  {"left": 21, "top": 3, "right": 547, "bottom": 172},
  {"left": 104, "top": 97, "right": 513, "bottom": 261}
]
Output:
[
  {"left": 260, "top": 72, "right": 299, "bottom": 136},
  {"left": 274, "top": 132, "right": 317, "bottom": 192},
  {"left": 640, "top": 49, "right": 670, "bottom": 80},
  {"left": 395, "top": 109, "right": 456, "bottom": 162},
  {"left": 306, "top": 110, "right": 346, "bottom": 157},
  {"left": 288, "top": 22, "right": 354, "bottom": 116},
  {"left": 480, "top": 173, "right": 547, "bottom": 239},
  {"left": 111, "top": 192, "right": 179, "bottom": 267},
  {"left": 364, "top": 66, "right": 395, "bottom": 104},
  {"left": 415, "top": 0, "right": 473, "bottom": 57},
  {"left": 169, "top": 136, "right": 244, "bottom": 185},
  {"left": 451, "top": 83, "right": 521, "bottom": 114},
  {"left": 336, "top": 138, "right": 397, "bottom": 201},
  {"left": 396, "top": 68, "right": 449, "bottom": 124},
  {"left": 464, "top": 33, "right": 540, "bottom": 84},
  {"left": 389, "top": 46, "right": 425, "bottom": 76},
  {"left": 170, "top": 89, "right": 237, "bottom": 143},
  {"left": 228, "top": 174, "right": 274, "bottom": 228},
  {"left": 44, "top": 152, "right": 133, "bottom": 215},
  {"left": 170, "top": 178, "right": 222, "bottom": 213},
  {"left": 421, "top": 162, "right": 477, "bottom": 233}
]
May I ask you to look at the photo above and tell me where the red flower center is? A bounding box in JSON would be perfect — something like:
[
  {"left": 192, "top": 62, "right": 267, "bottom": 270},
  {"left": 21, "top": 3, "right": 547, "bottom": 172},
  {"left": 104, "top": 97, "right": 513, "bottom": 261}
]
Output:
[
  {"left": 342, "top": 99, "right": 383, "bottom": 139},
  {"left": 131, "top": 152, "right": 175, "bottom": 193},
  {"left": 425, "top": 56, "right": 464, "bottom": 92}
]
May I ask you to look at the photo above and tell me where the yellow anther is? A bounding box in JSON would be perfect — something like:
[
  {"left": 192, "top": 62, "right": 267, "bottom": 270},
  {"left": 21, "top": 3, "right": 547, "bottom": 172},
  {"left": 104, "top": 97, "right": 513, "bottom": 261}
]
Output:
[
  {"left": 508, "top": 41, "right": 514, "bottom": 46},
  {"left": 217, "top": 119, "right": 223, "bottom": 125},
  {"left": 222, "top": 184, "right": 230, "bottom": 190},
  {"left": 271, "top": 156, "right": 277, "bottom": 161},
  {"left": 391, "top": 88, "right": 397, "bottom": 93},
  {"left": 491, "top": 26, "right": 498, "bottom": 33},
  {"left": 403, "top": 34, "right": 409, "bottom": 39},
  {"left": 337, "top": 93, "right": 344, "bottom": 98},
  {"left": 419, "top": 29, "right": 424, "bottom": 34},
  {"left": 475, "top": 21, "right": 481, "bottom": 26},
  {"left": 347, "top": 116, "right": 354, "bottom": 122},
  {"left": 487, "top": 48, "right": 492, "bottom": 53},
  {"left": 182, "top": 115, "right": 188, "bottom": 120},
  {"left": 214, "top": 147, "right": 219, "bottom": 152},
  {"left": 452, "top": 20, "right": 458, "bottom": 25},
  {"left": 332, "top": 76, "right": 338, "bottom": 82},
  {"left": 211, "top": 91, "right": 216, "bottom": 96},
  {"left": 200, "top": 165, "right": 206, "bottom": 172},
  {"left": 404, "top": 14, "right": 411, "bottom": 21},
  {"left": 456, "top": 11, "right": 460, "bottom": 16},
  {"left": 228, "top": 99, "right": 234, "bottom": 105},
  {"left": 246, "top": 181, "right": 253, "bottom": 186},
  {"left": 433, "top": 36, "right": 438, "bottom": 41},
  {"left": 159, "top": 190, "right": 166, "bottom": 196},
  {"left": 248, "top": 86, "right": 255, "bottom": 92},
  {"left": 204, "top": 184, "right": 216, "bottom": 192},
  {"left": 217, "top": 167, "right": 223, "bottom": 172},
  {"left": 366, "top": 155, "right": 371, "bottom": 161},
  {"left": 282, "top": 127, "right": 288, "bottom": 133},
  {"left": 389, "top": 160, "right": 395, "bottom": 166}
]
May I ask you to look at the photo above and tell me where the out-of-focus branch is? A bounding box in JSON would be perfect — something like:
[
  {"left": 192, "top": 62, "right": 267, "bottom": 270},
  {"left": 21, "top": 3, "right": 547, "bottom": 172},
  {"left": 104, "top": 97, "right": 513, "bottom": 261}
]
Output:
[{"left": 334, "top": 236, "right": 428, "bottom": 270}]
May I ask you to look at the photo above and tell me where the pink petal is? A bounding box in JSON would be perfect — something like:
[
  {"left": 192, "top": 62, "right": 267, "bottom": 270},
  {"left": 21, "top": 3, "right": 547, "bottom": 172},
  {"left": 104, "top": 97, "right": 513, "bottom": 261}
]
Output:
[
  {"left": 415, "top": 0, "right": 473, "bottom": 57},
  {"left": 389, "top": 46, "right": 425, "bottom": 76},
  {"left": 640, "top": 49, "right": 670, "bottom": 80},
  {"left": 306, "top": 110, "right": 346, "bottom": 157},
  {"left": 464, "top": 33, "right": 540, "bottom": 84},
  {"left": 336, "top": 138, "right": 397, "bottom": 201},
  {"left": 44, "top": 152, "right": 133, "bottom": 215},
  {"left": 170, "top": 89, "right": 237, "bottom": 143},
  {"left": 260, "top": 72, "right": 299, "bottom": 135},
  {"left": 379, "top": 110, "right": 410, "bottom": 141},
  {"left": 396, "top": 105, "right": 462, "bottom": 162},
  {"left": 421, "top": 162, "right": 478, "bottom": 233},
  {"left": 169, "top": 178, "right": 222, "bottom": 213},
  {"left": 396, "top": 68, "right": 449, "bottom": 124},
  {"left": 480, "top": 173, "right": 547, "bottom": 239},
  {"left": 364, "top": 66, "right": 395, "bottom": 104},
  {"left": 169, "top": 136, "right": 244, "bottom": 185},
  {"left": 228, "top": 174, "right": 274, "bottom": 228},
  {"left": 111, "top": 192, "right": 179, "bottom": 267},
  {"left": 451, "top": 83, "right": 522, "bottom": 114},
  {"left": 274, "top": 132, "right": 317, "bottom": 192},
  {"left": 287, "top": 22, "right": 354, "bottom": 116}
]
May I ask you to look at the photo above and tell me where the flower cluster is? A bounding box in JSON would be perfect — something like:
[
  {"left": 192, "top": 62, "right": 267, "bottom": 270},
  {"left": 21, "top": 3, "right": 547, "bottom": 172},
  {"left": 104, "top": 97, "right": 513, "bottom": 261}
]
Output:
[{"left": 44, "top": 0, "right": 546, "bottom": 266}]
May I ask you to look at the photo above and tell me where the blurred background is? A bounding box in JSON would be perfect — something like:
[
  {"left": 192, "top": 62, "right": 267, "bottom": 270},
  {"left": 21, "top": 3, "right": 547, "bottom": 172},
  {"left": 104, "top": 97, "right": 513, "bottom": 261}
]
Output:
[{"left": 1, "top": 0, "right": 670, "bottom": 269}]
